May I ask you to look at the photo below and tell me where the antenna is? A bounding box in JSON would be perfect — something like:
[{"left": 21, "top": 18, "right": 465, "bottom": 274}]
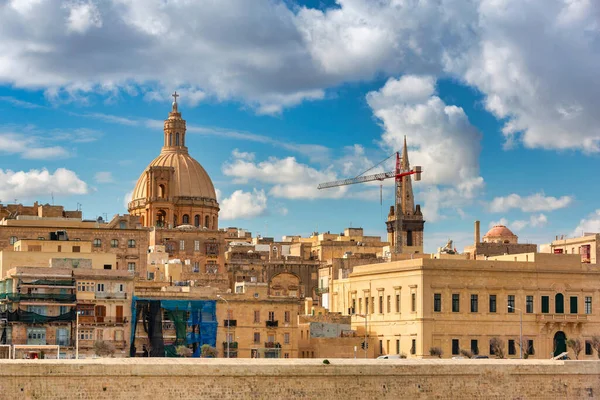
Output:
[{"left": 51, "top": 192, "right": 54, "bottom": 205}]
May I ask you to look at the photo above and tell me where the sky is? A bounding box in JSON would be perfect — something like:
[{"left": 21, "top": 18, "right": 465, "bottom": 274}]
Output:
[{"left": 0, "top": 0, "right": 599, "bottom": 253}]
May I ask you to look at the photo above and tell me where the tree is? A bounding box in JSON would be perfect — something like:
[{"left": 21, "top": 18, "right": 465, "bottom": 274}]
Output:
[
  {"left": 490, "top": 337, "right": 505, "bottom": 359},
  {"left": 93, "top": 340, "right": 116, "bottom": 357},
  {"left": 591, "top": 336, "right": 600, "bottom": 359},
  {"left": 516, "top": 336, "right": 533, "bottom": 359},
  {"left": 201, "top": 344, "right": 218, "bottom": 358},
  {"left": 566, "top": 338, "right": 583, "bottom": 360},
  {"left": 460, "top": 349, "right": 473, "bottom": 359},
  {"left": 176, "top": 345, "right": 193, "bottom": 358},
  {"left": 429, "top": 347, "right": 443, "bottom": 358}
]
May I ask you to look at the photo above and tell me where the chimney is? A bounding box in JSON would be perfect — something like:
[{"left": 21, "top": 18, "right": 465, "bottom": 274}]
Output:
[{"left": 475, "top": 220, "right": 481, "bottom": 244}]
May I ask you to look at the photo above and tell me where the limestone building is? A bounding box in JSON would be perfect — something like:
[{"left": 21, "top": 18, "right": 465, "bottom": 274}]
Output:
[
  {"left": 386, "top": 138, "right": 425, "bottom": 255},
  {"left": 464, "top": 221, "right": 537, "bottom": 259},
  {"left": 544, "top": 233, "right": 598, "bottom": 263}
]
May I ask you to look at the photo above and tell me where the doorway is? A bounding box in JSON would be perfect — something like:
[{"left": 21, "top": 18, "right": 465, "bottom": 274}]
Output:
[{"left": 553, "top": 331, "right": 567, "bottom": 357}]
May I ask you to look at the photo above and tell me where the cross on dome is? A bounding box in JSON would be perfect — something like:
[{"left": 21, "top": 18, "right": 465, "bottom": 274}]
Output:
[{"left": 172, "top": 91, "right": 179, "bottom": 103}]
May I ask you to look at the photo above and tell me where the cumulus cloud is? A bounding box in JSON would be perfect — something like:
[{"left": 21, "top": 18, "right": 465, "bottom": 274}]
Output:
[
  {"left": 572, "top": 209, "right": 600, "bottom": 237},
  {"left": 489, "top": 214, "right": 548, "bottom": 232},
  {"left": 220, "top": 189, "right": 268, "bottom": 220},
  {"left": 0, "top": 133, "right": 70, "bottom": 160},
  {"left": 489, "top": 193, "right": 573, "bottom": 213},
  {"left": 367, "top": 75, "right": 484, "bottom": 221},
  {"left": 0, "top": 168, "right": 88, "bottom": 200}
]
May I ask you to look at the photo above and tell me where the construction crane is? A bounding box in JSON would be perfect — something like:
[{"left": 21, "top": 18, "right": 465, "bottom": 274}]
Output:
[{"left": 317, "top": 145, "right": 423, "bottom": 254}]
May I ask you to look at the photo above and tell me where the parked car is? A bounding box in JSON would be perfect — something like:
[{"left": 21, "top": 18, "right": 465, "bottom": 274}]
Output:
[
  {"left": 377, "top": 354, "right": 404, "bottom": 359},
  {"left": 473, "top": 355, "right": 489, "bottom": 359}
]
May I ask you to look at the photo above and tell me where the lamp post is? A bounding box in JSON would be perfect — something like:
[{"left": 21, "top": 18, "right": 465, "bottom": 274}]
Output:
[
  {"left": 356, "top": 314, "right": 368, "bottom": 358},
  {"left": 508, "top": 305, "right": 523, "bottom": 359},
  {"left": 217, "top": 295, "right": 230, "bottom": 358}
]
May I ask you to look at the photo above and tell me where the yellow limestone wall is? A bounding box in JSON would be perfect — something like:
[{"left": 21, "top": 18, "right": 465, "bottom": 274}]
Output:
[{"left": 0, "top": 359, "right": 600, "bottom": 399}]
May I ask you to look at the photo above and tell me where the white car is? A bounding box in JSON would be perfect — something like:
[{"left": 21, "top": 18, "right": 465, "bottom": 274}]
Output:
[{"left": 377, "top": 354, "right": 404, "bottom": 359}]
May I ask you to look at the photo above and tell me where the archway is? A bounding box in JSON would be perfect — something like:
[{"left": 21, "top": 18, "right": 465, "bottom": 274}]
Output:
[
  {"left": 194, "top": 215, "right": 200, "bottom": 227},
  {"left": 555, "top": 293, "right": 564, "bottom": 314},
  {"left": 156, "top": 210, "right": 166, "bottom": 227},
  {"left": 205, "top": 215, "right": 210, "bottom": 229},
  {"left": 554, "top": 331, "right": 567, "bottom": 357},
  {"left": 158, "top": 184, "right": 166, "bottom": 198},
  {"left": 182, "top": 214, "right": 189, "bottom": 224}
]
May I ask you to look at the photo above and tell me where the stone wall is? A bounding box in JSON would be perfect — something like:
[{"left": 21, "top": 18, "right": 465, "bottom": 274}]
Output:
[{"left": 0, "top": 359, "right": 599, "bottom": 399}]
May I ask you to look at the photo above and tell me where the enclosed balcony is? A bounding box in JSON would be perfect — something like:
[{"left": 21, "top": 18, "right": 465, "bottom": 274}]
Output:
[
  {"left": 223, "top": 319, "right": 237, "bottom": 327},
  {"left": 265, "top": 320, "right": 278, "bottom": 328}
]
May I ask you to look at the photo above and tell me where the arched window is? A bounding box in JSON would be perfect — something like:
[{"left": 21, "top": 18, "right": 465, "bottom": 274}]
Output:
[
  {"left": 169, "top": 133, "right": 172, "bottom": 146},
  {"left": 555, "top": 293, "right": 564, "bottom": 314},
  {"left": 205, "top": 215, "right": 210, "bottom": 229},
  {"left": 175, "top": 132, "right": 180, "bottom": 146},
  {"left": 158, "top": 184, "right": 166, "bottom": 198},
  {"left": 111, "top": 239, "right": 119, "bottom": 248},
  {"left": 93, "top": 238, "right": 102, "bottom": 248},
  {"left": 174, "top": 215, "right": 178, "bottom": 226},
  {"left": 194, "top": 215, "right": 200, "bottom": 227},
  {"left": 128, "top": 239, "right": 136, "bottom": 248},
  {"left": 182, "top": 214, "right": 189, "bottom": 224}
]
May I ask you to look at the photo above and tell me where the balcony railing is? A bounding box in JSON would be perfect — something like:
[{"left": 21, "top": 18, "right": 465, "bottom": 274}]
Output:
[
  {"left": 222, "top": 341, "right": 238, "bottom": 349},
  {"left": 0, "top": 293, "right": 76, "bottom": 303},
  {"left": 79, "top": 316, "right": 128, "bottom": 325},
  {"left": 78, "top": 339, "right": 127, "bottom": 349},
  {"left": 315, "top": 287, "right": 329, "bottom": 294},
  {"left": 264, "top": 342, "right": 282, "bottom": 349},
  {"left": 1, "top": 309, "right": 75, "bottom": 323},
  {"left": 224, "top": 319, "right": 237, "bottom": 327},
  {"left": 536, "top": 314, "right": 588, "bottom": 322},
  {"left": 266, "top": 320, "right": 278, "bottom": 328},
  {"left": 95, "top": 292, "right": 128, "bottom": 300}
]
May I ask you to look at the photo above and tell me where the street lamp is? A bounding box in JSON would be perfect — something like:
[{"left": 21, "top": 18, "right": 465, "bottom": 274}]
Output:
[
  {"left": 355, "top": 314, "right": 368, "bottom": 358},
  {"left": 217, "top": 295, "right": 230, "bottom": 358},
  {"left": 508, "top": 305, "right": 523, "bottom": 359}
]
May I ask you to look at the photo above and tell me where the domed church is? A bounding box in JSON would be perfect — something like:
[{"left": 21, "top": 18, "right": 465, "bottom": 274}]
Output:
[{"left": 128, "top": 92, "right": 219, "bottom": 229}]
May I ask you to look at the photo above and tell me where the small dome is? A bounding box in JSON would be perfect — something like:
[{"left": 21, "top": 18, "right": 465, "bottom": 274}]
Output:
[{"left": 483, "top": 225, "right": 518, "bottom": 244}]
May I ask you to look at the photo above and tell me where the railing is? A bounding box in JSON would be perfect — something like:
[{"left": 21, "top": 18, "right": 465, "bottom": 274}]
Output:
[
  {"left": 264, "top": 342, "right": 282, "bottom": 349},
  {"left": 315, "top": 287, "right": 329, "bottom": 294},
  {"left": 78, "top": 339, "right": 127, "bottom": 349},
  {"left": 79, "top": 317, "right": 128, "bottom": 325},
  {"left": 266, "top": 320, "right": 278, "bottom": 328},
  {"left": 2, "top": 309, "right": 75, "bottom": 323},
  {"left": 20, "top": 279, "right": 75, "bottom": 287},
  {"left": 224, "top": 319, "right": 237, "bottom": 327},
  {"left": 536, "top": 314, "right": 588, "bottom": 322},
  {"left": 222, "top": 341, "right": 238, "bottom": 349},
  {"left": 1, "top": 293, "right": 76, "bottom": 303},
  {"left": 95, "top": 292, "right": 127, "bottom": 300}
]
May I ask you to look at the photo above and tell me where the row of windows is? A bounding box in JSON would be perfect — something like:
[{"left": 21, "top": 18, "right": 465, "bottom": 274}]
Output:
[
  {"left": 252, "top": 311, "right": 292, "bottom": 323},
  {"left": 450, "top": 338, "right": 535, "bottom": 356},
  {"left": 251, "top": 332, "right": 291, "bottom": 344},
  {"left": 353, "top": 292, "right": 414, "bottom": 315},
  {"left": 77, "top": 282, "right": 125, "bottom": 292},
  {"left": 93, "top": 239, "right": 136, "bottom": 248},
  {"left": 434, "top": 293, "right": 592, "bottom": 315}
]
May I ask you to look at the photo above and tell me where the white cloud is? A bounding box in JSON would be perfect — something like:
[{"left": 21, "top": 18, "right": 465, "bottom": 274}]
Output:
[
  {"left": 489, "top": 214, "right": 548, "bottom": 232},
  {"left": 572, "top": 209, "right": 600, "bottom": 237},
  {"left": 0, "top": 168, "right": 88, "bottom": 201},
  {"left": 123, "top": 189, "right": 133, "bottom": 209},
  {"left": 489, "top": 193, "right": 573, "bottom": 213},
  {"left": 0, "top": 133, "right": 70, "bottom": 160},
  {"left": 222, "top": 150, "right": 347, "bottom": 200},
  {"left": 220, "top": 189, "right": 268, "bottom": 220},
  {"left": 63, "top": 1, "right": 102, "bottom": 34},
  {"left": 366, "top": 75, "right": 484, "bottom": 222},
  {"left": 94, "top": 171, "right": 113, "bottom": 183}
]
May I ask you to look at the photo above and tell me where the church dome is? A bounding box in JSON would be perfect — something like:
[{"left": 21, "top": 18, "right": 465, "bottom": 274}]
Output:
[
  {"left": 131, "top": 150, "right": 216, "bottom": 202},
  {"left": 483, "top": 225, "right": 518, "bottom": 244}
]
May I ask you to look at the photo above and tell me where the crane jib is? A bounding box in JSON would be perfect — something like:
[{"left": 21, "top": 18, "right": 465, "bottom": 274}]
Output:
[{"left": 317, "top": 169, "right": 422, "bottom": 190}]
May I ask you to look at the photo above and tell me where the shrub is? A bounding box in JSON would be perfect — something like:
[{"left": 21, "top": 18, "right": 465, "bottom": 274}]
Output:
[
  {"left": 429, "top": 347, "right": 443, "bottom": 358},
  {"left": 201, "top": 344, "right": 218, "bottom": 358},
  {"left": 176, "top": 345, "right": 193, "bottom": 357},
  {"left": 490, "top": 337, "right": 505, "bottom": 359},
  {"left": 323, "top": 359, "right": 330, "bottom": 364},
  {"left": 460, "top": 349, "right": 473, "bottom": 359},
  {"left": 566, "top": 338, "right": 582, "bottom": 360},
  {"left": 93, "top": 340, "right": 116, "bottom": 357},
  {"left": 591, "top": 336, "right": 600, "bottom": 359},
  {"left": 399, "top": 353, "right": 407, "bottom": 359}
]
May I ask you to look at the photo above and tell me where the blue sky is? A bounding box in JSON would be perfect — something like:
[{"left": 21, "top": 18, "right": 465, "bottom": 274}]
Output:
[{"left": 0, "top": 0, "right": 599, "bottom": 253}]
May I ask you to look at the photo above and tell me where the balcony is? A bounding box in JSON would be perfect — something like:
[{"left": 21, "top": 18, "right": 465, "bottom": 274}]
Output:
[
  {"left": 536, "top": 314, "right": 588, "bottom": 322},
  {"left": 264, "top": 342, "right": 282, "bottom": 349},
  {"left": 222, "top": 341, "right": 238, "bottom": 349},
  {"left": 2, "top": 309, "right": 75, "bottom": 323},
  {"left": 224, "top": 319, "right": 237, "bottom": 327},
  {"left": 78, "top": 339, "right": 127, "bottom": 349},
  {"left": 1, "top": 293, "right": 76, "bottom": 303},
  {"left": 266, "top": 320, "right": 278, "bottom": 328},
  {"left": 78, "top": 316, "right": 128, "bottom": 325},
  {"left": 315, "top": 287, "right": 329, "bottom": 295},
  {"left": 95, "top": 292, "right": 127, "bottom": 300}
]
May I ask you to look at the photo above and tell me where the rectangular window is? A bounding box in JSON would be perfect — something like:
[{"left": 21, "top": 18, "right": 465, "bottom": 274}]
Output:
[
  {"left": 284, "top": 311, "right": 290, "bottom": 323},
  {"left": 508, "top": 295, "right": 515, "bottom": 313},
  {"left": 396, "top": 339, "right": 400, "bottom": 355},
  {"left": 508, "top": 340, "right": 516, "bottom": 355},
  {"left": 96, "top": 283, "right": 104, "bottom": 292},
  {"left": 194, "top": 240, "right": 200, "bottom": 251},
  {"left": 586, "top": 341, "right": 593, "bottom": 355},
  {"left": 396, "top": 294, "right": 400, "bottom": 312},
  {"left": 179, "top": 240, "right": 185, "bottom": 251},
  {"left": 371, "top": 296, "right": 375, "bottom": 314},
  {"left": 268, "top": 311, "right": 275, "bottom": 321},
  {"left": 452, "top": 339, "right": 459, "bottom": 355},
  {"left": 411, "top": 293, "right": 416, "bottom": 312},
  {"left": 253, "top": 332, "right": 260, "bottom": 344},
  {"left": 192, "top": 262, "right": 200, "bottom": 273},
  {"left": 379, "top": 295, "right": 383, "bottom": 314},
  {"left": 471, "top": 339, "right": 479, "bottom": 355},
  {"left": 528, "top": 339, "right": 535, "bottom": 356},
  {"left": 541, "top": 296, "right": 549, "bottom": 313},
  {"left": 387, "top": 295, "right": 391, "bottom": 313},
  {"left": 489, "top": 340, "right": 495, "bottom": 356},
  {"left": 72, "top": 246, "right": 80, "bottom": 253},
  {"left": 452, "top": 294, "right": 460, "bottom": 312},
  {"left": 489, "top": 295, "right": 497, "bottom": 313},
  {"left": 365, "top": 297, "right": 369, "bottom": 315},
  {"left": 434, "top": 293, "right": 441, "bottom": 312},
  {"left": 410, "top": 339, "right": 416, "bottom": 355},
  {"left": 254, "top": 311, "right": 260, "bottom": 323},
  {"left": 585, "top": 296, "right": 592, "bottom": 314},
  {"left": 284, "top": 333, "right": 290, "bottom": 344},
  {"left": 570, "top": 296, "right": 578, "bottom": 314},
  {"left": 471, "top": 294, "right": 478, "bottom": 313},
  {"left": 526, "top": 296, "right": 534, "bottom": 313},
  {"left": 128, "top": 262, "right": 135, "bottom": 272},
  {"left": 147, "top": 272, "right": 154, "bottom": 280},
  {"left": 56, "top": 328, "right": 69, "bottom": 346},
  {"left": 379, "top": 340, "right": 383, "bottom": 355},
  {"left": 359, "top": 298, "right": 363, "bottom": 314},
  {"left": 284, "top": 353, "right": 289, "bottom": 359}
]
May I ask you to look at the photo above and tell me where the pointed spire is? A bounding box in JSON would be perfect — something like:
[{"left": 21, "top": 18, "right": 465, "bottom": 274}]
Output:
[{"left": 401, "top": 135, "right": 410, "bottom": 169}]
